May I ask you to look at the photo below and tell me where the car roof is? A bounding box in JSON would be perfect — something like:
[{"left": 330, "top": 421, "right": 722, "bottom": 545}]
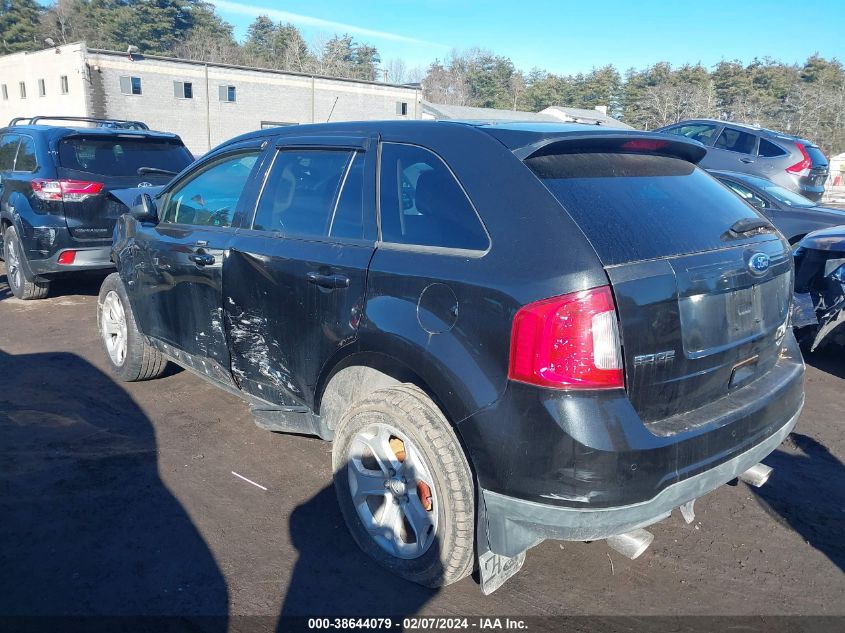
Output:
[
  {"left": 1, "top": 124, "right": 181, "bottom": 142},
  {"left": 218, "top": 119, "right": 707, "bottom": 162},
  {"left": 664, "top": 118, "right": 820, "bottom": 147}
]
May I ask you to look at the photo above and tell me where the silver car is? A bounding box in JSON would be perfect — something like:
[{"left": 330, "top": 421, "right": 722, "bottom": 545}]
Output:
[{"left": 655, "top": 119, "right": 829, "bottom": 201}]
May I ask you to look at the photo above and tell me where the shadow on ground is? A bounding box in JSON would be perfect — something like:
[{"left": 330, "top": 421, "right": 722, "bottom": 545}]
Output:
[
  {"left": 0, "top": 263, "right": 107, "bottom": 302},
  {"left": 278, "top": 485, "right": 437, "bottom": 628},
  {"left": 752, "top": 432, "right": 845, "bottom": 574},
  {"left": 0, "top": 349, "right": 228, "bottom": 626},
  {"left": 804, "top": 343, "right": 845, "bottom": 380}
]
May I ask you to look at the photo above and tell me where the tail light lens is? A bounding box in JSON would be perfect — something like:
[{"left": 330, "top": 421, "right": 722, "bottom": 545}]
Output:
[
  {"left": 509, "top": 286, "right": 624, "bottom": 389},
  {"left": 785, "top": 143, "right": 812, "bottom": 177},
  {"left": 31, "top": 179, "right": 104, "bottom": 202},
  {"left": 57, "top": 250, "right": 77, "bottom": 265}
]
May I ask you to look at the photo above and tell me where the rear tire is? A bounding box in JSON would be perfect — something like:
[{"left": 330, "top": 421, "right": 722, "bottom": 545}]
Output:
[
  {"left": 332, "top": 384, "right": 475, "bottom": 588},
  {"left": 97, "top": 272, "right": 168, "bottom": 381},
  {"left": 4, "top": 227, "right": 50, "bottom": 300}
]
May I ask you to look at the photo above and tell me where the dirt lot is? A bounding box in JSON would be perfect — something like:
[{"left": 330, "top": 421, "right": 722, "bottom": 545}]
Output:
[{"left": 0, "top": 264, "right": 843, "bottom": 628}]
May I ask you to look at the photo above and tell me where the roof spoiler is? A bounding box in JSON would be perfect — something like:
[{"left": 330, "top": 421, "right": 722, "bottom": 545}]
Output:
[
  {"left": 514, "top": 132, "right": 708, "bottom": 164},
  {"left": 9, "top": 115, "right": 150, "bottom": 130}
]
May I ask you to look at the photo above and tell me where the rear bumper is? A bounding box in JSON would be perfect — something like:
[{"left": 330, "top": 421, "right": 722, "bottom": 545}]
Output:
[
  {"left": 459, "top": 333, "right": 805, "bottom": 556},
  {"left": 28, "top": 246, "right": 114, "bottom": 275},
  {"left": 481, "top": 402, "right": 801, "bottom": 556}
]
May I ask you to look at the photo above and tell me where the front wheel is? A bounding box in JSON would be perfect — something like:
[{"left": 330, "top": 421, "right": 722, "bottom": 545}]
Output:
[
  {"left": 97, "top": 273, "right": 168, "bottom": 381},
  {"left": 332, "top": 384, "right": 475, "bottom": 588}
]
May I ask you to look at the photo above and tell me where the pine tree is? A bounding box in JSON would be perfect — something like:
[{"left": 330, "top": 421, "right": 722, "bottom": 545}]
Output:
[{"left": 0, "top": 0, "right": 42, "bottom": 53}]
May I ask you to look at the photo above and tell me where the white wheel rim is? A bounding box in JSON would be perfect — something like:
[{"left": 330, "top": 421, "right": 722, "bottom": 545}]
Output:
[
  {"left": 6, "top": 237, "right": 22, "bottom": 291},
  {"left": 101, "top": 290, "right": 128, "bottom": 367},
  {"left": 346, "top": 423, "right": 439, "bottom": 560}
]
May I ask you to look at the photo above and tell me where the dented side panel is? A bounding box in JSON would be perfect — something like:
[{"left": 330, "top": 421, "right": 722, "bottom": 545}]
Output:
[{"left": 222, "top": 234, "right": 373, "bottom": 409}]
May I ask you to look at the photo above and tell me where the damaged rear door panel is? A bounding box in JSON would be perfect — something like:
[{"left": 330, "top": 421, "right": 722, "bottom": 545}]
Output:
[{"left": 222, "top": 134, "right": 376, "bottom": 410}]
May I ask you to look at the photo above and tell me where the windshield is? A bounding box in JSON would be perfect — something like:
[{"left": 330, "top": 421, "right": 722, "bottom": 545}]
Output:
[{"left": 58, "top": 136, "right": 193, "bottom": 177}]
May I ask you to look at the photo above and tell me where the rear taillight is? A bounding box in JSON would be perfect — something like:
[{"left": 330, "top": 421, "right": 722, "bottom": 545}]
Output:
[
  {"left": 57, "top": 250, "right": 77, "bottom": 265},
  {"left": 509, "top": 286, "right": 624, "bottom": 390},
  {"left": 786, "top": 143, "right": 812, "bottom": 177},
  {"left": 31, "top": 179, "right": 104, "bottom": 202}
]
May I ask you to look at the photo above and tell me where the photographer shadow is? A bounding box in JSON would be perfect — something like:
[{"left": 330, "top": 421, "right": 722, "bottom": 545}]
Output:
[{"left": 0, "top": 349, "right": 228, "bottom": 628}]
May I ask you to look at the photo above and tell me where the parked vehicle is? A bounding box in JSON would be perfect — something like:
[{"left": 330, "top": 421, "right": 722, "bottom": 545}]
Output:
[
  {"left": 0, "top": 116, "right": 193, "bottom": 299},
  {"left": 99, "top": 121, "right": 804, "bottom": 593},
  {"left": 711, "top": 170, "right": 845, "bottom": 244},
  {"left": 792, "top": 226, "right": 845, "bottom": 351},
  {"left": 655, "top": 119, "right": 829, "bottom": 201}
]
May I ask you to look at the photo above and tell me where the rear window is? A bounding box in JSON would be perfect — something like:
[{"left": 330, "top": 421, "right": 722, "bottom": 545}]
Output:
[
  {"left": 804, "top": 145, "right": 828, "bottom": 167},
  {"left": 526, "top": 152, "right": 762, "bottom": 265},
  {"left": 758, "top": 139, "right": 787, "bottom": 158},
  {"left": 58, "top": 136, "right": 192, "bottom": 177}
]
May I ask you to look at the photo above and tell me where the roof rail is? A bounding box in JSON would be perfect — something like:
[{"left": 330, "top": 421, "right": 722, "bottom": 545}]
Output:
[{"left": 9, "top": 116, "right": 150, "bottom": 130}]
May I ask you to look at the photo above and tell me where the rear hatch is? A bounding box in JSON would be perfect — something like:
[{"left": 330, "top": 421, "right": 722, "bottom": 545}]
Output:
[
  {"left": 56, "top": 134, "right": 192, "bottom": 241},
  {"left": 803, "top": 143, "right": 829, "bottom": 188},
  {"left": 524, "top": 141, "right": 792, "bottom": 429}
]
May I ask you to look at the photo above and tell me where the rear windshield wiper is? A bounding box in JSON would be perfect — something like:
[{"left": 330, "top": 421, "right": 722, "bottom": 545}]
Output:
[
  {"left": 137, "top": 166, "right": 178, "bottom": 176},
  {"left": 724, "top": 217, "right": 776, "bottom": 239}
]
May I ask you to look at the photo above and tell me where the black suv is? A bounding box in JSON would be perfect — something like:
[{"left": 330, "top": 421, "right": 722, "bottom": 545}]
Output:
[
  {"left": 0, "top": 116, "right": 193, "bottom": 299},
  {"left": 99, "top": 121, "right": 805, "bottom": 593}
]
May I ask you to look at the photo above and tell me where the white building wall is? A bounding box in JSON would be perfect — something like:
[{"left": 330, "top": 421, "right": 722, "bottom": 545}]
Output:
[
  {"left": 0, "top": 43, "right": 90, "bottom": 126},
  {"left": 86, "top": 50, "right": 422, "bottom": 155}
]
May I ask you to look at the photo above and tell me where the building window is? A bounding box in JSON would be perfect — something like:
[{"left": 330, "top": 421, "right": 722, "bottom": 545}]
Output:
[
  {"left": 219, "top": 85, "right": 236, "bottom": 102},
  {"left": 38, "top": 79, "right": 46, "bottom": 97},
  {"left": 120, "top": 76, "right": 142, "bottom": 95},
  {"left": 396, "top": 101, "right": 408, "bottom": 116},
  {"left": 60, "top": 76, "right": 69, "bottom": 94},
  {"left": 173, "top": 81, "right": 193, "bottom": 99},
  {"left": 19, "top": 82, "right": 26, "bottom": 99},
  {"left": 1, "top": 84, "right": 7, "bottom": 101}
]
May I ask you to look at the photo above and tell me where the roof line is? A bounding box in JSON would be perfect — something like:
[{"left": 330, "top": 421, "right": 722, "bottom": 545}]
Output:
[{"left": 86, "top": 46, "right": 420, "bottom": 91}]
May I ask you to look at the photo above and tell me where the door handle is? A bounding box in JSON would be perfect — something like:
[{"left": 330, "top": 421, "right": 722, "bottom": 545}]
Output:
[
  {"left": 188, "top": 252, "right": 215, "bottom": 266},
  {"left": 740, "top": 157, "right": 754, "bottom": 164},
  {"left": 306, "top": 271, "right": 350, "bottom": 289}
]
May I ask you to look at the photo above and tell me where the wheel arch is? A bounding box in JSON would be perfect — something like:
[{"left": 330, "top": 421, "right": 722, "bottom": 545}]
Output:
[{"left": 315, "top": 351, "right": 454, "bottom": 436}]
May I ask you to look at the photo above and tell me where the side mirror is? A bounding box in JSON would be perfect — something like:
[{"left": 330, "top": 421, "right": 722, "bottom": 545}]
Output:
[{"left": 130, "top": 193, "right": 157, "bottom": 222}]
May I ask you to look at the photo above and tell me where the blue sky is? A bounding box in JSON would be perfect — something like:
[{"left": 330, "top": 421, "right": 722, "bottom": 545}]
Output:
[{"left": 211, "top": 0, "right": 844, "bottom": 75}]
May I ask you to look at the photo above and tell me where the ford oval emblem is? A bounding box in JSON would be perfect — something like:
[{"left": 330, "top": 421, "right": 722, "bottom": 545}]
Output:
[{"left": 748, "top": 252, "right": 770, "bottom": 275}]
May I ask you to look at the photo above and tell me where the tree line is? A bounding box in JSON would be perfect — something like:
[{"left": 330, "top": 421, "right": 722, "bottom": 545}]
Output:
[{"left": 2, "top": 0, "right": 843, "bottom": 153}]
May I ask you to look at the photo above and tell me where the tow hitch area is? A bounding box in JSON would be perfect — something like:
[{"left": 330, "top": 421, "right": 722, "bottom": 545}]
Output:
[{"left": 738, "top": 462, "right": 773, "bottom": 487}]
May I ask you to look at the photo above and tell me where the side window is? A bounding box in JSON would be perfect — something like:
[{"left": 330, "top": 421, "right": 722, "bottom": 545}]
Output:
[
  {"left": 253, "top": 149, "right": 352, "bottom": 238},
  {"left": 714, "top": 128, "right": 757, "bottom": 154},
  {"left": 758, "top": 139, "right": 787, "bottom": 158},
  {"left": 159, "top": 151, "right": 260, "bottom": 227},
  {"left": 665, "top": 123, "right": 719, "bottom": 145},
  {"left": 724, "top": 180, "right": 767, "bottom": 209},
  {"left": 0, "top": 135, "right": 19, "bottom": 171},
  {"left": 379, "top": 143, "right": 489, "bottom": 251},
  {"left": 14, "top": 137, "right": 37, "bottom": 171},
  {"left": 330, "top": 152, "right": 365, "bottom": 239}
]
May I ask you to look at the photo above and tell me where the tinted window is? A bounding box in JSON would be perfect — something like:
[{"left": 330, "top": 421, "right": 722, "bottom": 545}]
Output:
[
  {"left": 160, "top": 151, "right": 259, "bottom": 227},
  {"left": 14, "top": 137, "right": 37, "bottom": 171},
  {"left": 58, "top": 137, "right": 192, "bottom": 177},
  {"left": 804, "top": 145, "right": 828, "bottom": 167},
  {"left": 714, "top": 127, "right": 757, "bottom": 154},
  {"left": 379, "top": 143, "right": 489, "bottom": 251},
  {"left": 253, "top": 149, "right": 351, "bottom": 238},
  {"left": 330, "top": 152, "right": 365, "bottom": 239},
  {"left": 526, "top": 153, "right": 761, "bottom": 265},
  {"left": 758, "top": 139, "right": 787, "bottom": 158},
  {"left": 0, "top": 135, "right": 19, "bottom": 171},
  {"left": 665, "top": 123, "right": 719, "bottom": 145},
  {"left": 721, "top": 179, "right": 767, "bottom": 209}
]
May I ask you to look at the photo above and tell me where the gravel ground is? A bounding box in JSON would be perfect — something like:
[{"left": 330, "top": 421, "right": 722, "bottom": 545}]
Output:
[{"left": 0, "top": 265, "right": 843, "bottom": 630}]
